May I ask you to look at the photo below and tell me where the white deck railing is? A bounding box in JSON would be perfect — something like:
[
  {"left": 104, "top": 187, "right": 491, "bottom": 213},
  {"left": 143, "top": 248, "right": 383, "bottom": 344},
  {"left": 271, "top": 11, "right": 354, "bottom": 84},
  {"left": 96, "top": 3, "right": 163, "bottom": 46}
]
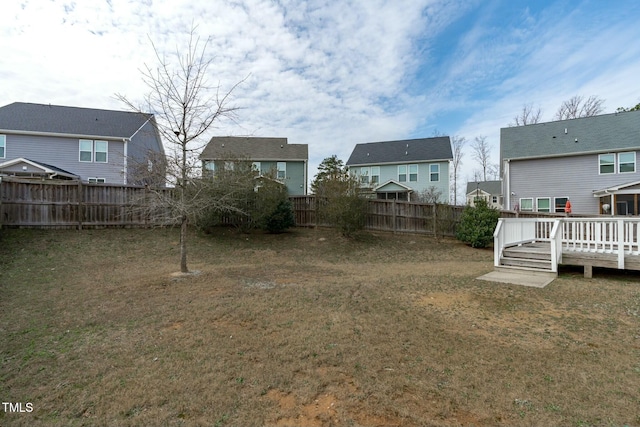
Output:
[{"left": 494, "top": 217, "right": 640, "bottom": 272}]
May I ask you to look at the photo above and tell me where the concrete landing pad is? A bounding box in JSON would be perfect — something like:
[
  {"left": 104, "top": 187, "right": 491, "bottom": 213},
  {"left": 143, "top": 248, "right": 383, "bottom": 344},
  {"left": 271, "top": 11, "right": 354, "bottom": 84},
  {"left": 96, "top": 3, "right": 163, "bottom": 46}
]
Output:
[{"left": 476, "top": 268, "right": 557, "bottom": 288}]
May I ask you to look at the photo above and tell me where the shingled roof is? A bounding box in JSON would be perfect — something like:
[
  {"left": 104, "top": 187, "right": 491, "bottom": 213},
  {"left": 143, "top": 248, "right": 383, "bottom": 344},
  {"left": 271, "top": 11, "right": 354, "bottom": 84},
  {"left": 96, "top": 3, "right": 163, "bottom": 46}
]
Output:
[
  {"left": 200, "top": 137, "right": 308, "bottom": 161},
  {"left": 501, "top": 110, "right": 640, "bottom": 161},
  {"left": 0, "top": 102, "right": 154, "bottom": 139},
  {"left": 346, "top": 137, "right": 452, "bottom": 166}
]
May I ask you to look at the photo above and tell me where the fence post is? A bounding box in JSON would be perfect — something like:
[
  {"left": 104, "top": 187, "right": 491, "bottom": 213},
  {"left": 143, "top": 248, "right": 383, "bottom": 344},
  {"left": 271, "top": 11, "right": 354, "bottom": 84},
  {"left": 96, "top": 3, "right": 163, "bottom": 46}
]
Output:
[
  {"left": 77, "top": 181, "right": 83, "bottom": 231},
  {"left": 432, "top": 203, "right": 437, "bottom": 237},
  {"left": 392, "top": 199, "right": 397, "bottom": 234},
  {"left": 0, "top": 177, "right": 3, "bottom": 230}
]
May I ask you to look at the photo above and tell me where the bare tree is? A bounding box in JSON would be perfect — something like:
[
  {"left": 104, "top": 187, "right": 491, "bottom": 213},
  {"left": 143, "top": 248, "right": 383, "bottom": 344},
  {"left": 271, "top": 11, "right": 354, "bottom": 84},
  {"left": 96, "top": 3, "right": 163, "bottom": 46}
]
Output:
[
  {"left": 511, "top": 103, "right": 542, "bottom": 126},
  {"left": 471, "top": 135, "right": 492, "bottom": 182},
  {"left": 554, "top": 95, "right": 604, "bottom": 120},
  {"left": 117, "top": 27, "right": 245, "bottom": 273},
  {"left": 449, "top": 135, "right": 466, "bottom": 205}
]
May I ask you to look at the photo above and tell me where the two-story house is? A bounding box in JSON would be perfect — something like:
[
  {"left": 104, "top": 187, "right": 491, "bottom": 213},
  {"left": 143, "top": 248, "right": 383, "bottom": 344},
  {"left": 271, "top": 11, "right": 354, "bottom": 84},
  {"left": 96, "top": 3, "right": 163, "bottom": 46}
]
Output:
[
  {"left": 465, "top": 180, "right": 503, "bottom": 209},
  {"left": 501, "top": 110, "right": 640, "bottom": 215},
  {"left": 0, "top": 102, "right": 165, "bottom": 185},
  {"left": 346, "top": 137, "right": 453, "bottom": 202},
  {"left": 199, "top": 137, "right": 308, "bottom": 196}
]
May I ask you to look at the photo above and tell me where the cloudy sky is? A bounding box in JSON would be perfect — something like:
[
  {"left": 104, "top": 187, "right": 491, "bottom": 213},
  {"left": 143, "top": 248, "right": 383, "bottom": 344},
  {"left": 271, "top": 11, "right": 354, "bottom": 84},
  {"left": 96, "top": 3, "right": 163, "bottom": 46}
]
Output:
[{"left": 3, "top": 0, "right": 640, "bottom": 192}]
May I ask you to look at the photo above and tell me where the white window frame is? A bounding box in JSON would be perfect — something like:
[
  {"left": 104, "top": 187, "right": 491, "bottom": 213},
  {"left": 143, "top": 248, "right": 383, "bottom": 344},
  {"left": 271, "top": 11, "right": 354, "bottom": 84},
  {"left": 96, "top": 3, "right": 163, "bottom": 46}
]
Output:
[
  {"left": 79, "top": 139, "right": 93, "bottom": 162},
  {"left": 203, "top": 161, "right": 215, "bottom": 172},
  {"left": 409, "top": 164, "right": 418, "bottom": 182},
  {"left": 429, "top": 164, "right": 440, "bottom": 182},
  {"left": 94, "top": 140, "right": 108, "bottom": 163},
  {"left": 554, "top": 197, "right": 569, "bottom": 213},
  {"left": 398, "top": 165, "right": 407, "bottom": 182},
  {"left": 371, "top": 166, "right": 380, "bottom": 185},
  {"left": 277, "top": 162, "right": 286, "bottom": 180},
  {"left": 360, "top": 167, "right": 370, "bottom": 184},
  {"left": 618, "top": 152, "right": 636, "bottom": 173},
  {"left": 536, "top": 197, "right": 551, "bottom": 213},
  {"left": 252, "top": 161, "right": 261, "bottom": 173},
  {"left": 79, "top": 139, "right": 108, "bottom": 163},
  {"left": 519, "top": 198, "right": 533, "bottom": 212},
  {"left": 88, "top": 177, "right": 106, "bottom": 184},
  {"left": 0, "top": 135, "right": 5, "bottom": 158},
  {"left": 599, "top": 153, "right": 615, "bottom": 175}
]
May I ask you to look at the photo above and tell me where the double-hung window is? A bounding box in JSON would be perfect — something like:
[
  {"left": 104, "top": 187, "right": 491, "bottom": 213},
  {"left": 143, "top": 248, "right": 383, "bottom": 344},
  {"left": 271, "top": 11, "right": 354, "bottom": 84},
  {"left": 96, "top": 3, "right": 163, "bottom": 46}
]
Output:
[
  {"left": 409, "top": 164, "right": 418, "bottom": 182},
  {"left": 429, "top": 164, "right": 440, "bottom": 182},
  {"left": 619, "top": 152, "right": 636, "bottom": 173},
  {"left": 398, "top": 165, "right": 407, "bottom": 182},
  {"left": 0, "top": 135, "right": 5, "bottom": 158},
  {"left": 519, "top": 198, "right": 533, "bottom": 212},
  {"left": 599, "top": 153, "right": 615, "bottom": 174},
  {"left": 360, "top": 167, "right": 370, "bottom": 184},
  {"left": 371, "top": 166, "right": 380, "bottom": 184},
  {"left": 537, "top": 198, "right": 551, "bottom": 213},
  {"left": 277, "top": 162, "right": 286, "bottom": 180},
  {"left": 79, "top": 139, "right": 108, "bottom": 163}
]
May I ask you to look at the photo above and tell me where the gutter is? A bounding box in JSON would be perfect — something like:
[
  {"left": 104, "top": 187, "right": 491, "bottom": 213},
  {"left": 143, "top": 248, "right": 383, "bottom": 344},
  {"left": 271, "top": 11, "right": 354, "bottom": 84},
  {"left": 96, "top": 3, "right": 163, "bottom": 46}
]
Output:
[{"left": 0, "top": 129, "right": 126, "bottom": 141}]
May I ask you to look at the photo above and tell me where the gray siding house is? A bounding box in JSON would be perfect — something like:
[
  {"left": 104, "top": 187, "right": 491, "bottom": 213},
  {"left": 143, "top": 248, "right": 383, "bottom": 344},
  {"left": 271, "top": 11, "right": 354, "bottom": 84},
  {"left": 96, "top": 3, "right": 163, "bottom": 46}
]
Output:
[
  {"left": 501, "top": 110, "right": 640, "bottom": 215},
  {"left": 466, "top": 180, "right": 503, "bottom": 209},
  {"left": 0, "top": 102, "right": 165, "bottom": 185},
  {"left": 346, "top": 137, "right": 453, "bottom": 202},
  {"left": 200, "top": 137, "right": 308, "bottom": 196}
]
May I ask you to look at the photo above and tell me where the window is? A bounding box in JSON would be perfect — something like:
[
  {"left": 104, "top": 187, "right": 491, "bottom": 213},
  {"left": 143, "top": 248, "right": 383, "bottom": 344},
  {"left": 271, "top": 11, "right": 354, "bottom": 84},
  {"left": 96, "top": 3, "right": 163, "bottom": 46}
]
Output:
[
  {"left": 277, "top": 162, "right": 286, "bottom": 180},
  {"left": 252, "top": 162, "right": 261, "bottom": 173},
  {"left": 398, "top": 165, "right": 407, "bottom": 182},
  {"left": 0, "top": 135, "right": 5, "bottom": 158},
  {"left": 88, "top": 177, "right": 106, "bottom": 184},
  {"left": 492, "top": 196, "right": 498, "bottom": 204},
  {"left": 371, "top": 166, "right": 380, "bottom": 184},
  {"left": 619, "top": 152, "right": 636, "bottom": 173},
  {"left": 94, "top": 140, "right": 107, "bottom": 163},
  {"left": 224, "top": 161, "right": 234, "bottom": 171},
  {"left": 519, "top": 198, "right": 533, "bottom": 211},
  {"left": 203, "top": 161, "right": 215, "bottom": 172},
  {"left": 79, "top": 139, "right": 108, "bottom": 163},
  {"left": 409, "top": 164, "right": 418, "bottom": 182},
  {"left": 599, "top": 153, "right": 615, "bottom": 174},
  {"left": 429, "top": 164, "right": 439, "bottom": 182},
  {"left": 537, "top": 198, "right": 551, "bottom": 213},
  {"left": 554, "top": 197, "right": 568, "bottom": 213},
  {"left": 360, "top": 167, "right": 370, "bottom": 184},
  {"left": 79, "top": 139, "right": 93, "bottom": 162}
]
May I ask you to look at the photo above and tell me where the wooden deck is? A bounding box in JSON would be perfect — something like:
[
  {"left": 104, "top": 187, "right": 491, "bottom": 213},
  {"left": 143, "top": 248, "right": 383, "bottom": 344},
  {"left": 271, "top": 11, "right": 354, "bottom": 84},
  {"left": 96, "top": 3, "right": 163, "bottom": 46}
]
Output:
[{"left": 494, "top": 218, "right": 640, "bottom": 278}]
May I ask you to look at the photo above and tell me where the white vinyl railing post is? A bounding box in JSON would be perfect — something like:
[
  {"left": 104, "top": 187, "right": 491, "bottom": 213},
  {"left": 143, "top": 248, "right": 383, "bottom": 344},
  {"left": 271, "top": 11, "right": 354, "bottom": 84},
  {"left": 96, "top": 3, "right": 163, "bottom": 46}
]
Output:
[{"left": 618, "top": 219, "right": 625, "bottom": 269}]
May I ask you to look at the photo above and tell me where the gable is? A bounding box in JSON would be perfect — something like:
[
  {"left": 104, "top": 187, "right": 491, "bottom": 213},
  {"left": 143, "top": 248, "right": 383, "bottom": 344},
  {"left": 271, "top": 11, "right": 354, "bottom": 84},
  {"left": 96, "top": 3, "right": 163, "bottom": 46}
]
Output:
[
  {"left": 346, "top": 137, "right": 453, "bottom": 166},
  {"left": 0, "top": 102, "right": 154, "bottom": 139},
  {"left": 0, "top": 157, "right": 79, "bottom": 179},
  {"left": 501, "top": 110, "right": 640, "bottom": 161},
  {"left": 374, "top": 180, "right": 413, "bottom": 192}
]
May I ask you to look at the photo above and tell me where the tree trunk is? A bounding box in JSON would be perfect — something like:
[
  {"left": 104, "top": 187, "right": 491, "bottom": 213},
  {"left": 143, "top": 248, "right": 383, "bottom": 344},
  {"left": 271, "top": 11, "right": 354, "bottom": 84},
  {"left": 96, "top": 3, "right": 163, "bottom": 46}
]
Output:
[{"left": 180, "top": 215, "right": 188, "bottom": 273}]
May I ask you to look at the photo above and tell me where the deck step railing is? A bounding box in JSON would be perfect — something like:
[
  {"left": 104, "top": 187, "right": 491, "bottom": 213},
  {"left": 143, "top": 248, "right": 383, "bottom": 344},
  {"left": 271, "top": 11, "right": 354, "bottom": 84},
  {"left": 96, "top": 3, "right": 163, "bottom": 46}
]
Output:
[{"left": 495, "top": 217, "right": 640, "bottom": 272}]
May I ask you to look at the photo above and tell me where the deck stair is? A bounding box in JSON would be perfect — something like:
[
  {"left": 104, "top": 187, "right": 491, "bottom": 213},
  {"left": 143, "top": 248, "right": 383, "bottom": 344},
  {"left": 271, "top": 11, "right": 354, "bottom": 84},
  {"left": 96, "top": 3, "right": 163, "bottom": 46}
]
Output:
[{"left": 500, "top": 241, "right": 552, "bottom": 271}]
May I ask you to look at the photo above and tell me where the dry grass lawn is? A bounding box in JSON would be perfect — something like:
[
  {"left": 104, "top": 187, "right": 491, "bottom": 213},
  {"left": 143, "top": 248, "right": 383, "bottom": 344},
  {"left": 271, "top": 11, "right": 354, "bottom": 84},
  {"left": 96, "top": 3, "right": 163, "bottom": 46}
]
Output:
[{"left": 1, "top": 227, "right": 639, "bottom": 426}]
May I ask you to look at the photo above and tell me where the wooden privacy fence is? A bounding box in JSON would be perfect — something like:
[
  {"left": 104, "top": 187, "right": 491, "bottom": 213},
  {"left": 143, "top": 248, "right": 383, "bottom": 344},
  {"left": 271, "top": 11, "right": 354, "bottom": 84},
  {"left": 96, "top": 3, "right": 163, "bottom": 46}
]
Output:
[
  {"left": 289, "top": 196, "right": 465, "bottom": 236},
  {"left": 1, "top": 179, "right": 466, "bottom": 234},
  {"left": 0, "top": 178, "right": 174, "bottom": 229}
]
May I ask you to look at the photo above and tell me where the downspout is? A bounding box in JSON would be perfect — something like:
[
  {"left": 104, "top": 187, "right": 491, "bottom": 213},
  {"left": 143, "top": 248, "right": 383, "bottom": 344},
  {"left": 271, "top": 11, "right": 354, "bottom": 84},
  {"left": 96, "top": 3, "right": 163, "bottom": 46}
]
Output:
[{"left": 123, "top": 138, "right": 129, "bottom": 185}]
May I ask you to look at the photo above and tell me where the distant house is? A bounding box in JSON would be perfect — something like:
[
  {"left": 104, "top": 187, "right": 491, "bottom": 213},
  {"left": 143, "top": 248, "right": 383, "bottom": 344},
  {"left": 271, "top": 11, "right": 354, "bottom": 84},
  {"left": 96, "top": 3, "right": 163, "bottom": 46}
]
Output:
[
  {"left": 200, "top": 137, "right": 308, "bottom": 196},
  {"left": 0, "top": 102, "right": 165, "bottom": 185},
  {"left": 346, "top": 137, "right": 453, "bottom": 202},
  {"left": 501, "top": 110, "right": 640, "bottom": 215},
  {"left": 465, "top": 180, "right": 503, "bottom": 209}
]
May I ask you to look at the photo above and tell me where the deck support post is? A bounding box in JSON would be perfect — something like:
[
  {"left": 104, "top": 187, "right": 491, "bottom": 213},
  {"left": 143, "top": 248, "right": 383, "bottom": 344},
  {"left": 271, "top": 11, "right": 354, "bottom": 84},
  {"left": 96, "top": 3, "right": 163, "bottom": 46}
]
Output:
[{"left": 584, "top": 265, "right": 593, "bottom": 279}]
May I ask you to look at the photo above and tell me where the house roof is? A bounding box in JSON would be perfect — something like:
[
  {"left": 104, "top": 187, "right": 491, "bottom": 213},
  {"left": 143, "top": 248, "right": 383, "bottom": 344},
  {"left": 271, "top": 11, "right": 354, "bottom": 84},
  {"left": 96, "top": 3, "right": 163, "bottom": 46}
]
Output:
[
  {"left": 200, "top": 136, "right": 308, "bottom": 161},
  {"left": 373, "top": 180, "right": 414, "bottom": 192},
  {"left": 0, "top": 157, "right": 79, "bottom": 179},
  {"left": 346, "top": 137, "right": 453, "bottom": 166},
  {"left": 0, "top": 102, "right": 154, "bottom": 140},
  {"left": 465, "top": 180, "right": 502, "bottom": 195},
  {"left": 500, "top": 110, "right": 640, "bottom": 161},
  {"left": 593, "top": 180, "right": 640, "bottom": 197}
]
